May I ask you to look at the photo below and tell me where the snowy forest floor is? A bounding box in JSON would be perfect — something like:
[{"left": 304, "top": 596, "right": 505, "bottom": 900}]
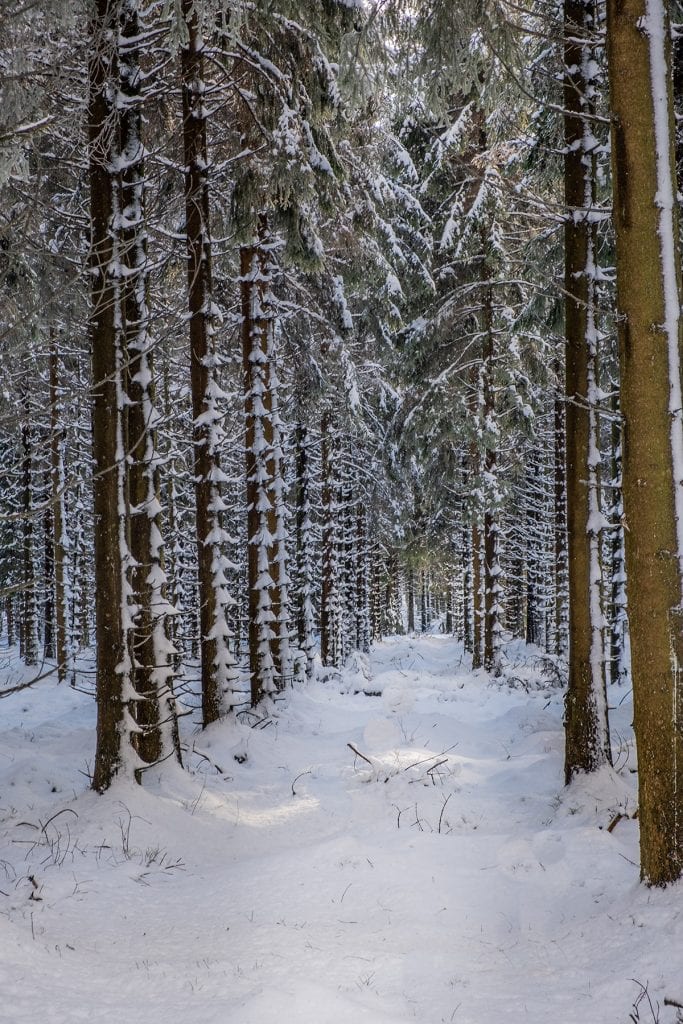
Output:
[{"left": 1, "top": 635, "right": 682, "bottom": 1024}]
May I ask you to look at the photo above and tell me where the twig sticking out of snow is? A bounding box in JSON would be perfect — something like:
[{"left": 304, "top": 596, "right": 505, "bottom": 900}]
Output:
[{"left": 347, "top": 742, "right": 374, "bottom": 766}]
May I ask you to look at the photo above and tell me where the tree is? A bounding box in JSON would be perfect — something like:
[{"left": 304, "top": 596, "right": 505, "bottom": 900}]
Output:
[
  {"left": 179, "top": 0, "right": 238, "bottom": 725},
  {"left": 89, "top": 0, "right": 140, "bottom": 791},
  {"left": 563, "top": 0, "right": 612, "bottom": 783},
  {"left": 606, "top": 0, "right": 683, "bottom": 884}
]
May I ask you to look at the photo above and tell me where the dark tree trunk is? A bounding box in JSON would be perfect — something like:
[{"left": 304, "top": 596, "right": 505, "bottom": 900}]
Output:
[
  {"left": 181, "top": 0, "right": 235, "bottom": 724},
  {"left": 563, "top": 0, "right": 611, "bottom": 783}
]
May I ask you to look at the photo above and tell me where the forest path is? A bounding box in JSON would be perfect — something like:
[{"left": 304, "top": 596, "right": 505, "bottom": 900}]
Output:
[{"left": 1, "top": 635, "right": 681, "bottom": 1023}]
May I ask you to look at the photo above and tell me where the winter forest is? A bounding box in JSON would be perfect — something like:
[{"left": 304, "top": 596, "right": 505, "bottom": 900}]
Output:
[{"left": 3, "top": 0, "right": 683, "bottom": 1020}]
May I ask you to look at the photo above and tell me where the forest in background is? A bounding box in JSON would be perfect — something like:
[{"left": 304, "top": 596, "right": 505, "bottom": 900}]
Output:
[{"left": 2, "top": 0, "right": 683, "bottom": 888}]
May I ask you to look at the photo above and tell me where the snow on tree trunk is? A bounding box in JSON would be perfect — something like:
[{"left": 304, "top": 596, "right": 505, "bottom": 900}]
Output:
[
  {"left": 118, "top": 0, "right": 181, "bottom": 769},
  {"left": 606, "top": 0, "right": 683, "bottom": 884},
  {"left": 89, "top": 0, "right": 142, "bottom": 791},
  {"left": 294, "top": 423, "right": 317, "bottom": 679},
  {"left": 180, "top": 0, "right": 237, "bottom": 726},
  {"left": 20, "top": 383, "right": 38, "bottom": 667},
  {"left": 241, "top": 222, "right": 279, "bottom": 705},
  {"left": 49, "top": 337, "right": 72, "bottom": 683},
  {"left": 563, "top": 0, "right": 612, "bottom": 782}
]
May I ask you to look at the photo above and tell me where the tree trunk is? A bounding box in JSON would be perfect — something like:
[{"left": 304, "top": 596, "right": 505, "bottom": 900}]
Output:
[
  {"left": 49, "top": 339, "right": 70, "bottom": 682},
  {"left": 43, "top": 488, "right": 55, "bottom": 661},
  {"left": 472, "top": 521, "right": 483, "bottom": 667},
  {"left": 295, "top": 422, "right": 316, "bottom": 677},
  {"left": 606, "top": 0, "right": 683, "bottom": 884},
  {"left": 564, "top": 0, "right": 611, "bottom": 782},
  {"left": 554, "top": 370, "right": 569, "bottom": 658},
  {"left": 90, "top": 0, "right": 139, "bottom": 792},
  {"left": 119, "top": 0, "right": 180, "bottom": 768},
  {"left": 320, "top": 409, "right": 338, "bottom": 664},
  {"left": 180, "top": 0, "right": 237, "bottom": 725},
  {"left": 241, "top": 224, "right": 278, "bottom": 703}
]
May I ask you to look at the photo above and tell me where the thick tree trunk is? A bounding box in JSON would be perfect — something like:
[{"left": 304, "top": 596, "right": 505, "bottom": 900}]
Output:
[{"left": 606, "top": 0, "right": 683, "bottom": 884}]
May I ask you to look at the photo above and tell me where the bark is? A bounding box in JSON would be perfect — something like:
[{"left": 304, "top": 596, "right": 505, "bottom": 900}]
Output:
[
  {"left": 320, "top": 409, "right": 336, "bottom": 664},
  {"left": 355, "top": 506, "right": 370, "bottom": 653},
  {"left": 294, "top": 422, "right": 316, "bottom": 677},
  {"left": 554, "top": 374, "right": 569, "bottom": 658},
  {"left": 20, "top": 388, "right": 37, "bottom": 667},
  {"left": 241, "top": 225, "right": 277, "bottom": 703},
  {"left": 407, "top": 565, "right": 415, "bottom": 632},
  {"left": 606, "top": 0, "right": 683, "bottom": 883},
  {"left": 462, "top": 523, "right": 473, "bottom": 651},
  {"left": 472, "top": 521, "right": 483, "bottom": 667},
  {"left": 90, "top": 0, "right": 137, "bottom": 792},
  {"left": 180, "top": 1, "right": 236, "bottom": 724},
  {"left": 564, "top": 0, "right": 611, "bottom": 782},
  {"left": 482, "top": 282, "right": 501, "bottom": 674},
  {"left": 43, "top": 492, "right": 55, "bottom": 661},
  {"left": 49, "top": 340, "right": 70, "bottom": 682},
  {"left": 119, "top": 0, "right": 179, "bottom": 768}
]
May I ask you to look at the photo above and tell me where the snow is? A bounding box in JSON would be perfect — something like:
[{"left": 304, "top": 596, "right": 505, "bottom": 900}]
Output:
[
  {"left": 1, "top": 634, "right": 683, "bottom": 1023},
  {"left": 644, "top": 0, "right": 683, "bottom": 600}
]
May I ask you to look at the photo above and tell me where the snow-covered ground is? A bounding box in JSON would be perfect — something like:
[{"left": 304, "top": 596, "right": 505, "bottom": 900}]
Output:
[{"left": 1, "top": 634, "right": 682, "bottom": 1024}]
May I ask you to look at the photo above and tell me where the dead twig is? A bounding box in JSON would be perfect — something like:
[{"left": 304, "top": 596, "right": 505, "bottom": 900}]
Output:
[
  {"left": 403, "top": 744, "right": 458, "bottom": 772},
  {"left": 292, "top": 769, "right": 312, "bottom": 796},
  {"left": 347, "top": 743, "right": 374, "bottom": 767},
  {"left": 438, "top": 793, "right": 453, "bottom": 834}
]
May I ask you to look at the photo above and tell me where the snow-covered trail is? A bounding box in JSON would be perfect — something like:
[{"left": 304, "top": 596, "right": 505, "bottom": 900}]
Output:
[{"left": 1, "top": 635, "right": 682, "bottom": 1023}]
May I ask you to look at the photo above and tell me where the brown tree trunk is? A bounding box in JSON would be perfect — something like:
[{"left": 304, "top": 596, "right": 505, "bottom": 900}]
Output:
[{"left": 607, "top": 0, "right": 683, "bottom": 884}]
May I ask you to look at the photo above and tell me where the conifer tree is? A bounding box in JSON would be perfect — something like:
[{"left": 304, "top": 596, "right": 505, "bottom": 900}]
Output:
[{"left": 563, "top": 0, "right": 612, "bottom": 783}]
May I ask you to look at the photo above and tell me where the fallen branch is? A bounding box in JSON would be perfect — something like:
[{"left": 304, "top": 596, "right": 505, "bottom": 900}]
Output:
[{"left": 607, "top": 812, "right": 627, "bottom": 834}]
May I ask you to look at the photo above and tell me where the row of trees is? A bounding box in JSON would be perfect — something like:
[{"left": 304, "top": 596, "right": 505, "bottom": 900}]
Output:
[{"left": 3, "top": 0, "right": 683, "bottom": 885}]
